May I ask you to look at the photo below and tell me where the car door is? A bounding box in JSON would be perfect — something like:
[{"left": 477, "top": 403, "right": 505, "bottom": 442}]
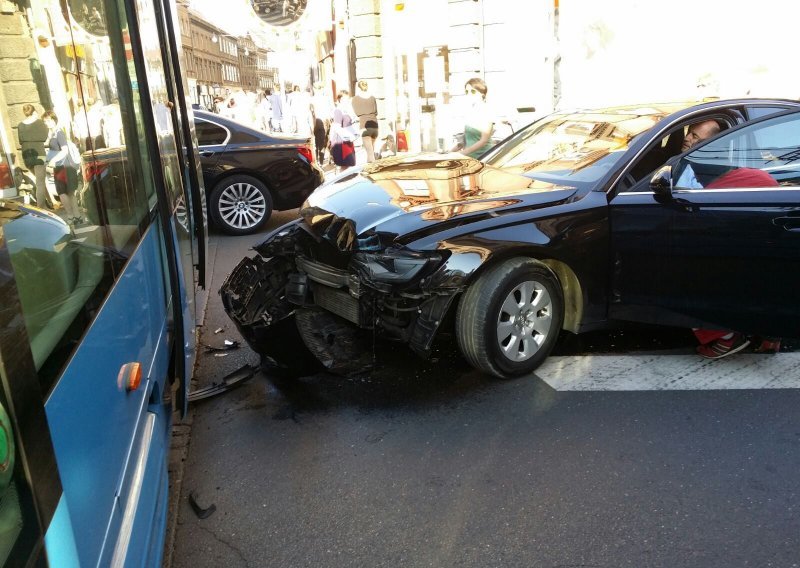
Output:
[
  {"left": 607, "top": 110, "right": 741, "bottom": 326},
  {"left": 194, "top": 117, "right": 228, "bottom": 179},
  {"left": 609, "top": 111, "right": 800, "bottom": 337}
]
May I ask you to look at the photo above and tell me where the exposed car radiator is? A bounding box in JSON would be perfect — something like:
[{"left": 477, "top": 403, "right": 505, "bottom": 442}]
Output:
[{"left": 311, "top": 282, "right": 360, "bottom": 325}]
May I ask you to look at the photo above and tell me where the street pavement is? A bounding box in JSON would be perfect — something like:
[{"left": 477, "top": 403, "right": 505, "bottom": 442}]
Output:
[{"left": 165, "top": 211, "right": 800, "bottom": 568}]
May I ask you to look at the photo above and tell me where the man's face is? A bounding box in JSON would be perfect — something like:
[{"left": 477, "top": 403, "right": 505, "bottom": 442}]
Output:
[{"left": 682, "top": 121, "right": 720, "bottom": 151}]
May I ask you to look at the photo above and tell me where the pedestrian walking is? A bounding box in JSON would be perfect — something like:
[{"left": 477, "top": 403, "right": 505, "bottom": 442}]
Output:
[
  {"left": 311, "top": 82, "right": 335, "bottom": 163},
  {"left": 329, "top": 90, "right": 359, "bottom": 172},
  {"left": 268, "top": 86, "right": 285, "bottom": 132},
  {"left": 291, "top": 87, "right": 314, "bottom": 138},
  {"left": 220, "top": 95, "right": 238, "bottom": 121},
  {"left": 451, "top": 77, "right": 494, "bottom": 159},
  {"left": 43, "top": 110, "right": 82, "bottom": 223},
  {"left": 352, "top": 80, "right": 379, "bottom": 162},
  {"left": 17, "top": 103, "right": 49, "bottom": 208},
  {"left": 255, "top": 91, "right": 272, "bottom": 132}
]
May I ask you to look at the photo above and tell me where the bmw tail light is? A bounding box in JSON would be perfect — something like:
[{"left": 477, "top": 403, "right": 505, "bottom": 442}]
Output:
[{"left": 298, "top": 146, "right": 314, "bottom": 163}]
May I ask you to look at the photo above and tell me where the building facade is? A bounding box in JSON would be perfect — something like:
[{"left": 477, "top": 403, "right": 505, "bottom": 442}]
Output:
[
  {"left": 331, "top": 0, "right": 556, "bottom": 152},
  {"left": 177, "top": 4, "right": 277, "bottom": 110}
]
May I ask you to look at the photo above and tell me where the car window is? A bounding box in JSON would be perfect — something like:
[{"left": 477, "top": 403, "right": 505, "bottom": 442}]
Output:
[
  {"left": 747, "top": 105, "right": 794, "bottom": 121},
  {"left": 228, "top": 130, "right": 260, "bottom": 144},
  {"left": 675, "top": 112, "right": 800, "bottom": 189},
  {"left": 482, "top": 107, "right": 682, "bottom": 189},
  {"left": 195, "top": 119, "right": 228, "bottom": 145},
  {"left": 618, "top": 115, "right": 737, "bottom": 191}
]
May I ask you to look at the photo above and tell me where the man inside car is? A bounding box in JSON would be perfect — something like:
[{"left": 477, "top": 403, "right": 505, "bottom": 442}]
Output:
[
  {"left": 681, "top": 118, "right": 721, "bottom": 152},
  {"left": 676, "top": 119, "right": 721, "bottom": 188},
  {"left": 674, "top": 119, "right": 781, "bottom": 358}
]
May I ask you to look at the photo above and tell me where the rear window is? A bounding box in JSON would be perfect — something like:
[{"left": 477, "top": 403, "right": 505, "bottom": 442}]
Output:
[
  {"left": 229, "top": 130, "right": 261, "bottom": 144},
  {"left": 195, "top": 119, "right": 228, "bottom": 145}
]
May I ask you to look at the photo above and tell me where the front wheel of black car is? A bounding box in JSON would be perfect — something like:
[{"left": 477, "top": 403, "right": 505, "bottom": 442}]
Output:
[
  {"left": 456, "top": 258, "right": 564, "bottom": 378},
  {"left": 210, "top": 175, "right": 273, "bottom": 235}
]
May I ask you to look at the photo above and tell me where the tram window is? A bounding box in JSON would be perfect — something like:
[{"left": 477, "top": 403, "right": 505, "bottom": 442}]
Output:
[
  {"left": 0, "top": 385, "right": 41, "bottom": 566},
  {"left": 0, "top": 0, "right": 161, "bottom": 391}
]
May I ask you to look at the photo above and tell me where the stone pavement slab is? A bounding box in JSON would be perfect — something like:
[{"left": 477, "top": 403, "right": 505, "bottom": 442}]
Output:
[{"left": 536, "top": 353, "right": 800, "bottom": 391}]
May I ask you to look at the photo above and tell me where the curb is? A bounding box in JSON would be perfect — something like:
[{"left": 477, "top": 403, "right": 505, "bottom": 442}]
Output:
[{"left": 161, "top": 243, "right": 217, "bottom": 568}]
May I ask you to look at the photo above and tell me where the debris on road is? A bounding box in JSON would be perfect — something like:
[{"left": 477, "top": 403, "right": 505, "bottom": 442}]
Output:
[
  {"left": 188, "top": 491, "right": 216, "bottom": 519},
  {"left": 187, "top": 364, "right": 258, "bottom": 403},
  {"left": 200, "top": 339, "right": 240, "bottom": 353}
]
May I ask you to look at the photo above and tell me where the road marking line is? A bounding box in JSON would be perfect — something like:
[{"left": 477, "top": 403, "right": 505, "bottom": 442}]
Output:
[{"left": 534, "top": 354, "right": 800, "bottom": 391}]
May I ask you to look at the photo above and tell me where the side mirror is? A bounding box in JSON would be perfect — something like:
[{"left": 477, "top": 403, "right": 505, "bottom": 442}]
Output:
[{"left": 650, "top": 165, "right": 673, "bottom": 196}]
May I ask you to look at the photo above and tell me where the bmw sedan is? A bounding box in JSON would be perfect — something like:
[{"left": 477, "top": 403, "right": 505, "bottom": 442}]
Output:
[
  {"left": 220, "top": 99, "right": 800, "bottom": 378},
  {"left": 194, "top": 110, "right": 324, "bottom": 235},
  {"left": 79, "top": 112, "right": 324, "bottom": 236}
]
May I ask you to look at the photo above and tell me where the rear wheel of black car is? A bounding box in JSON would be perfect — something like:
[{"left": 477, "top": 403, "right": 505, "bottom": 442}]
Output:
[
  {"left": 210, "top": 175, "right": 273, "bottom": 235},
  {"left": 456, "top": 258, "right": 564, "bottom": 378}
]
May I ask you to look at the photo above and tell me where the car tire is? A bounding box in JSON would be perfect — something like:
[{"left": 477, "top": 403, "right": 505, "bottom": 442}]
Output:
[
  {"left": 456, "top": 258, "right": 564, "bottom": 378},
  {"left": 209, "top": 175, "right": 273, "bottom": 235}
]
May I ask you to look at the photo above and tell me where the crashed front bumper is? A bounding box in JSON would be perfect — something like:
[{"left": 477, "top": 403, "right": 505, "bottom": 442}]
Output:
[{"left": 219, "top": 223, "right": 468, "bottom": 370}]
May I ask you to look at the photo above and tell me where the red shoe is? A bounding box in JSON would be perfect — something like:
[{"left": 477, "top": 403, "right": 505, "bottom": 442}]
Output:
[
  {"left": 753, "top": 338, "right": 781, "bottom": 353},
  {"left": 697, "top": 333, "right": 751, "bottom": 359}
]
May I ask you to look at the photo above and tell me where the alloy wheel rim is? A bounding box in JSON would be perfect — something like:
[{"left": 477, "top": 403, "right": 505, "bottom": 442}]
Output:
[
  {"left": 496, "top": 280, "right": 552, "bottom": 362},
  {"left": 218, "top": 182, "right": 267, "bottom": 230}
]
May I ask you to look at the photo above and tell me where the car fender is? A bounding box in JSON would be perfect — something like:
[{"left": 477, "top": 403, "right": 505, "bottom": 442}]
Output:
[{"left": 424, "top": 241, "right": 584, "bottom": 333}]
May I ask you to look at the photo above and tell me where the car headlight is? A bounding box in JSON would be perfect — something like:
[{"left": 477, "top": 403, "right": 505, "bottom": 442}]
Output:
[{"left": 351, "top": 248, "right": 447, "bottom": 284}]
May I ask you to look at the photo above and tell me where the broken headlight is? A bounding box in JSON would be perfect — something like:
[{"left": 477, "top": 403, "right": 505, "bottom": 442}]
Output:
[{"left": 351, "top": 248, "right": 447, "bottom": 284}]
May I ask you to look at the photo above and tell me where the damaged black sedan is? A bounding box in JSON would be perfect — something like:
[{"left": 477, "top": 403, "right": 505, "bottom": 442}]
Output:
[{"left": 221, "top": 100, "right": 800, "bottom": 378}]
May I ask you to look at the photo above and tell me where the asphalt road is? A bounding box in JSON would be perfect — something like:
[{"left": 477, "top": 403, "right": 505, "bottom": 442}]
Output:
[{"left": 168, "top": 211, "right": 800, "bottom": 568}]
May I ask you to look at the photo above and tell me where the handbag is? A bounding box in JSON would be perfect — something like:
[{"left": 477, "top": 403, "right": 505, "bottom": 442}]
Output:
[
  {"left": 340, "top": 123, "right": 360, "bottom": 142},
  {"left": 50, "top": 131, "right": 81, "bottom": 170},
  {"left": 66, "top": 141, "right": 81, "bottom": 168}
]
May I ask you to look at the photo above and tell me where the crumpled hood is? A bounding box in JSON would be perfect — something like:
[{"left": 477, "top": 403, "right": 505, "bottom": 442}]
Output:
[{"left": 300, "top": 153, "right": 577, "bottom": 251}]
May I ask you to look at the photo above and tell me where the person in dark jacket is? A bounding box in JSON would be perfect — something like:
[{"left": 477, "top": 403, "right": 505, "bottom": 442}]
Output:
[{"left": 17, "top": 103, "right": 49, "bottom": 207}]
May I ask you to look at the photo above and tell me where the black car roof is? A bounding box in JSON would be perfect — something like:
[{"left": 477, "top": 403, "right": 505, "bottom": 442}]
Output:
[
  {"left": 194, "top": 109, "right": 309, "bottom": 144},
  {"left": 558, "top": 98, "right": 800, "bottom": 117}
]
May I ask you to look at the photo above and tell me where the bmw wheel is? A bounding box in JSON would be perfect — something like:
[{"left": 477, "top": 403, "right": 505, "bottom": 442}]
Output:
[
  {"left": 456, "top": 258, "right": 564, "bottom": 378},
  {"left": 210, "top": 175, "right": 273, "bottom": 235}
]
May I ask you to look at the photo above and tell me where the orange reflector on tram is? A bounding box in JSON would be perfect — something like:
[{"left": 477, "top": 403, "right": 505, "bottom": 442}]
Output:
[{"left": 118, "top": 362, "right": 143, "bottom": 392}]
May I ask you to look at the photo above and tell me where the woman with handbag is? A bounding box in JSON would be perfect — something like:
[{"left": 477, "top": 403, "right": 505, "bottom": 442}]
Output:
[
  {"left": 329, "top": 90, "right": 359, "bottom": 172},
  {"left": 43, "top": 110, "right": 83, "bottom": 224}
]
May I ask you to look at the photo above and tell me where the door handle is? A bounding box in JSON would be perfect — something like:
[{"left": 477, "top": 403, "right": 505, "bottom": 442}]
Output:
[
  {"left": 199, "top": 151, "right": 214, "bottom": 158},
  {"left": 772, "top": 216, "right": 800, "bottom": 232}
]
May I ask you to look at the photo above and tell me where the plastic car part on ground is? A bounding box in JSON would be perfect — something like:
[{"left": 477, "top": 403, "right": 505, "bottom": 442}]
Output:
[{"left": 187, "top": 364, "right": 258, "bottom": 403}]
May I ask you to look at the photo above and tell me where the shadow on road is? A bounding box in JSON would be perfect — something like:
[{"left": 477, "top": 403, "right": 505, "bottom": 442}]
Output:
[{"left": 262, "top": 335, "right": 506, "bottom": 419}]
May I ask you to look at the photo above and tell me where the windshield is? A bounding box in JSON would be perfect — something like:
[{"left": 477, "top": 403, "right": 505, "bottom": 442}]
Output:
[{"left": 483, "top": 105, "right": 686, "bottom": 187}]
